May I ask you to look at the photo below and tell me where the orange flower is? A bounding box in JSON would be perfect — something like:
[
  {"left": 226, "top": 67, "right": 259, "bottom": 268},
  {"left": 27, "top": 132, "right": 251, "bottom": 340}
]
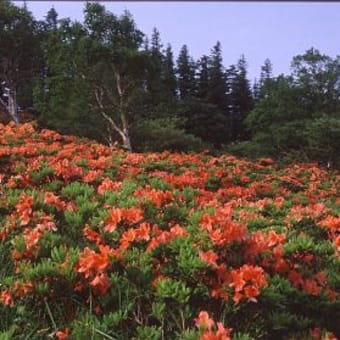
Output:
[
  {"left": 135, "top": 222, "right": 151, "bottom": 241},
  {"left": 314, "top": 271, "right": 327, "bottom": 286},
  {"left": 200, "top": 213, "right": 217, "bottom": 232},
  {"left": 83, "top": 225, "right": 102, "bottom": 245},
  {"left": 15, "top": 192, "right": 33, "bottom": 226},
  {"left": 229, "top": 271, "right": 246, "bottom": 293},
  {"left": 232, "top": 291, "right": 243, "bottom": 305},
  {"left": 199, "top": 250, "right": 219, "bottom": 268},
  {"left": 215, "top": 322, "right": 232, "bottom": 340},
  {"left": 120, "top": 228, "right": 137, "bottom": 249},
  {"left": 288, "top": 270, "right": 303, "bottom": 287},
  {"left": 210, "top": 229, "right": 224, "bottom": 246},
  {"left": 199, "top": 318, "right": 232, "bottom": 340},
  {"left": 267, "top": 230, "right": 286, "bottom": 247},
  {"left": 77, "top": 246, "right": 110, "bottom": 278},
  {"left": 13, "top": 280, "right": 34, "bottom": 298},
  {"left": 55, "top": 328, "right": 70, "bottom": 340},
  {"left": 104, "top": 208, "right": 122, "bottom": 232},
  {"left": 334, "top": 235, "right": 340, "bottom": 253},
  {"left": 121, "top": 207, "right": 143, "bottom": 224},
  {"left": 90, "top": 273, "right": 111, "bottom": 295},
  {"left": 146, "top": 238, "right": 160, "bottom": 252},
  {"left": 243, "top": 285, "right": 260, "bottom": 302},
  {"left": 44, "top": 192, "right": 66, "bottom": 211},
  {"left": 1, "top": 290, "right": 14, "bottom": 306},
  {"left": 19, "top": 212, "right": 31, "bottom": 226},
  {"left": 319, "top": 216, "right": 340, "bottom": 231},
  {"left": 97, "top": 178, "right": 121, "bottom": 194},
  {"left": 229, "top": 265, "right": 267, "bottom": 304},
  {"left": 83, "top": 170, "right": 103, "bottom": 183},
  {"left": 170, "top": 224, "right": 187, "bottom": 238},
  {"left": 23, "top": 229, "right": 40, "bottom": 249},
  {"left": 303, "top": 279, "right": 321, "bottom": 296},
  {"left": 195, "top": 311, "right": 215, "bottom": 331}
]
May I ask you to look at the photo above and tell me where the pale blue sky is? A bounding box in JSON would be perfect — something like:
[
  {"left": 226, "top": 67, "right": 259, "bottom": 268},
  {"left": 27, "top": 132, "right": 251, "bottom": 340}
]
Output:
[{"left": 15, "top": 1, "right": 340, "bottom": 83}]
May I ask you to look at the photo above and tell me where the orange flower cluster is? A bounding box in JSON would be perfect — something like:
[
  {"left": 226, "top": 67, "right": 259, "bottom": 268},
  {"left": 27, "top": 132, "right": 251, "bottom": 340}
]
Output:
[
  {"left": 104, "top": 207, "right": 143, "bottom": 233},
  {"left": 76, "top": 245, "right": 113, "bottom": 295},
  {"left": 134, "top": 185, "right": 174, "bottom": 208},
  {"left": 229, "top": 265, "right": 267, "bottom": 304},
  {"left": 195, "top": 311, "right": 232, "bottom": 340},
  {"left": 44, "top": 192, "right": 66, "bottom": 211},
  {"left": 15, "top": 192, "right": 34, "bottom": 226},
  {"left": 146, "top": 224, "right": 188, "bottom": 252},
  {"left": 97, "top": 177, "right": 122, "bottom": 194},
  {"left": 0, "top": 290, "right": 14, "bottom": 306},
  {"left": 199, "top": 204, "right": 247, "bottom": 246}
]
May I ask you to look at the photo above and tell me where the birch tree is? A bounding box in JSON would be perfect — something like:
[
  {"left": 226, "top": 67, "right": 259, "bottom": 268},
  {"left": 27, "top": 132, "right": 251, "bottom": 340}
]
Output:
[
  {"left": 0, "top": 0, "right": 40, "bottom": 123},
  {"left": 83, "top": 3, "right": 150, "bottom": 151}
]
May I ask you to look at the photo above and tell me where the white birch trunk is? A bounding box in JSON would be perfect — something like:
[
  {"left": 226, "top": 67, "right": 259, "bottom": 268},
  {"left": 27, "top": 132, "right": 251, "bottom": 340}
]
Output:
[{"left": 8, "top": 87, "right": 19, "bottom": 123}]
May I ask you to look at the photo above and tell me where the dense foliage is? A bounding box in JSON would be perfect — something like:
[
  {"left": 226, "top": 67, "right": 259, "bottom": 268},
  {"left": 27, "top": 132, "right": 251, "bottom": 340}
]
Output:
[
  {"left": 0, "top": 122, "right": 339, "bottom": 339},
  {"left": 0, "top": 1, "right": 339, "bottom": 165}
]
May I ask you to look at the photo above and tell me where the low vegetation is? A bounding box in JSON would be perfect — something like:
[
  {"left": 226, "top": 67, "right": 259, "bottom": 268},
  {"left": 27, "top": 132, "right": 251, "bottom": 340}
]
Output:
[{"left": 0, "top": 123, "right": 339, "bottom": 339}]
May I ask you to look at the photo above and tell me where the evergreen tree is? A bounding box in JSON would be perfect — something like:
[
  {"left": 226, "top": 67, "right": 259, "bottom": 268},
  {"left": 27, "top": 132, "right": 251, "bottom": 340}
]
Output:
[
  {"left": 258, "top": 58, "right": 274, "bottom": 99},
  {"left": 179, "top": 46, "right": 231, "bottom": 147},
  {"left": 45, "top": 6, "right": 58, "bottom": 30},
  {"left": 143, "top": 36, "right": 149, "bottom": 52},
  {"left": 34, "top": 17, "right": 102, "bottom": 140},
  {"left": 197, "top": 55, "right": 209, "bottom": 100},
  {"left": 226, "top": 55, "right": 253, "bottom": 140},
  {"left": 176, "top": 44, "right": 196, "bottom": 99},
  {"left": 150, "top": 27, "right": 162, "bottom": 57},
  {"left": 253, "top": 78, "right": 260, "bottom": 102},
  {"left": 207, "top": 41, "right": 227, "bottom": 110},
  {"left": 147, "top": 27, "right": 164, "bottom": 103},
  {"left": 236, "top": 55, "right": 253, "bottom": 117},
  {"left": 178, "top": 97, "right": 228, "bottom": 147},
  {"left": 162, "top": 44, "right": 177, "bottom": 98},
  {"left": 260, "top": 58, "right": 273, "bottom": 85}
]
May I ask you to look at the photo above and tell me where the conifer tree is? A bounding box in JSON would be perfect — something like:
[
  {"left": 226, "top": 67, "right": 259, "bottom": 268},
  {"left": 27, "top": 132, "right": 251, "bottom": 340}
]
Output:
[
  {"left": 147, "top": 27, "right": 164, "bottom": 103},
  {"left": 176, "top": 44, "right": 196, "bottom": 99},
  {"left": 258, "top": 58, "right": 274, "bottom": 99},
  {"left": 162, "top": 44, "right": 177, "bottom": 98},
  {"left": 45, "top": 7, "right": 58, "bottom": 30},
  {"left": 253, "top": 78, "right": 260, "bottom": 102},
  {"left": 226, "top": 55, "right": 253, "bottom": 140},
  {"left": 151, "top": 27, "right": 162, "bottom": 57},
  {"left": 207, "top": 41, "right": 227, "bottom": 111},
  {"left": 197, "top": 55, "right": 209, "bottom": 100}
]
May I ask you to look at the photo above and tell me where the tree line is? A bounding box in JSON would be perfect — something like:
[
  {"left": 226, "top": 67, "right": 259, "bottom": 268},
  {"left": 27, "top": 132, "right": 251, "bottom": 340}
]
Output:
[{"left": 1, "top": 1, "right": 339, "bottom": 166}]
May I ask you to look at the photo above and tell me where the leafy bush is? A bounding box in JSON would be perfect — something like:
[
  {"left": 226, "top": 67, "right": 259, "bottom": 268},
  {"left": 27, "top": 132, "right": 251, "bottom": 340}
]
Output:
[
  {"left": 305, "top": 115, "right": 340, "bottom": 167},
  {"left": 131, "top": 117, "right": 207, "bottom": 152}
]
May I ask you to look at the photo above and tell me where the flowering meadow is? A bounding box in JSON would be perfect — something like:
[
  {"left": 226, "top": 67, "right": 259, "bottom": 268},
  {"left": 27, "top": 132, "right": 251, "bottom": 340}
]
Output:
[{"left": 0, "top": 122, "right": 339, "bottom": 339}]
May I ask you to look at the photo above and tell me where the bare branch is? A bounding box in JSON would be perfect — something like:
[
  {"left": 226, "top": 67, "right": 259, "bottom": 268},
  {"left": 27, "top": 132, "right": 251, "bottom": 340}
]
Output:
[{"left": 94, "top": 87, "right": 124, "bottom": 137}]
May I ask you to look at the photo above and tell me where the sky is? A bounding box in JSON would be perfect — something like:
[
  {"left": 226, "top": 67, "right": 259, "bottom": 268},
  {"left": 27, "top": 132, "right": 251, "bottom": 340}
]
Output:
[{"left": 14, "top": 1, "right": 340, "bottom": 83}]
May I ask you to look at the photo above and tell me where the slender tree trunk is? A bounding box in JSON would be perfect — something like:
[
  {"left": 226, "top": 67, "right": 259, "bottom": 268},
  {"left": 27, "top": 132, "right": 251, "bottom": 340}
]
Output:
[
  {"left": 116, "top": 71, "right": 132, "bottom": 152},
  {"left": 8, "top": 87, "right": 19, "bottom": 123},
  {"left": 121, "top": 131, "right": 132, "bottom": 152},
  {"left": 119, "top": 96, "right": 132, "bottom": 152},
  {"left": 94, "top": 86, "right": 132, "bottom": 152}
]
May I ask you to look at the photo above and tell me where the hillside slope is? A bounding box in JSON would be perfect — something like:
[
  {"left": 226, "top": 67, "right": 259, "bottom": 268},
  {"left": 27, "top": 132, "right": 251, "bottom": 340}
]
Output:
[{"left": 0, "top": 122, "right": 339, "bottom": 339}]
